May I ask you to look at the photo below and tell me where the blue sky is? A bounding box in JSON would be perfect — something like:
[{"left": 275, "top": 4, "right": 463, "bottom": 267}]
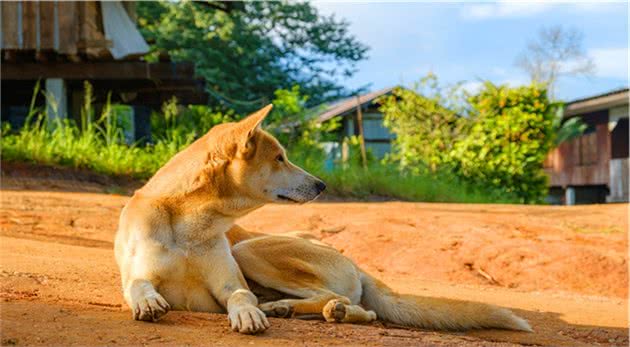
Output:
[{"left": 313, "top": 1, "right": 628, "bottom": 101}]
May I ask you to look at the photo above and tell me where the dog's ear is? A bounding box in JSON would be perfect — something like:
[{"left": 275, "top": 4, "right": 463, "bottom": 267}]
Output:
[{"left": 237, "top": 104, "right": 273, "bottom": 154}]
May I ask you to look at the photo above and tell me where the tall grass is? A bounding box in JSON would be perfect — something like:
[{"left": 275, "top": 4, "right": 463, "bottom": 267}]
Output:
[
  {"left": 1, "top": 83, "right": 517, "bottom": 203},
  {"left": 293, "top": 156, "right": 518, "bottom": 203},
  {"left": 1, "top": 82, "right": 187, "bottom": 179}
]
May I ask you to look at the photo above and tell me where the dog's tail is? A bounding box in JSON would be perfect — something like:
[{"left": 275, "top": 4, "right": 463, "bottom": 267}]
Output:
[{"left": 359, "top": 271, "right": 532, "bottom": 332}]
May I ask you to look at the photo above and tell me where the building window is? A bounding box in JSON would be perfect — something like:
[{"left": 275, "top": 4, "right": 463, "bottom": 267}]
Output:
[{"left": 611, "top": 118, "right": 629, "bottom": 159}]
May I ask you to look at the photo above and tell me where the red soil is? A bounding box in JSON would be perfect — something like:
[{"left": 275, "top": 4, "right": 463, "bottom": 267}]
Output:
[{"left": 1, "top": 165, "right": 627, "bottom": 346}]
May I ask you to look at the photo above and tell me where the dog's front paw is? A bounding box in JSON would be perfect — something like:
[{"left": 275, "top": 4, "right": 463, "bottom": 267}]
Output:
[
  {"left": 228, "top": 304, "right": 270, "bottom": 334},
  {"left": 259, "top": 300, "right": 293, "bottom": 318},
  {"left": 132, "top": 292, "right": 170, "bottom": 322}
]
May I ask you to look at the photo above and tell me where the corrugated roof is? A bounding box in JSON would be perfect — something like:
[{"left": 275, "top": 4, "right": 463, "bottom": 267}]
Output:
[
  {"left": 566, "top": 87, "right": 629, "bottom": 106},
  {"left": 564, "top": 87, "right": 629, "bottom": 117},
  {"left": 316, "top": 87, "right": 396, "bottom": 122}
]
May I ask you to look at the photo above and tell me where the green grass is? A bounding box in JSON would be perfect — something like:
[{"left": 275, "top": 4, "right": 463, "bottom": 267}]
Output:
[
  {"left": 1, "top": 83, "right": 518, "bottom": 204},
  {"left": 2, "top": 81, "right": 190, "bottom": 179},
  {"left": 297, "top": 159, "right": 518, "bottom": 203},
  {"left": 2, "top": 113, "right": 515, "bottom": 203},
  {"left": 1, "top": 116, "right": 183, "bottom": 180}
]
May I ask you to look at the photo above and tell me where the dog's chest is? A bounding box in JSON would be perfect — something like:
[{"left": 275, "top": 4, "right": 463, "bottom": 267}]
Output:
[
  {"left": 171, "top": 211, "right": 233, "bottom": 242},
  {"left": 156, "top": 238, "right": 228, "bottom": 312},
  {"left": 159, "top": 215, "right": 232, "bottom": 280},
  {"left": 158, "top": 245, "right": 225, "bottom": 312}
]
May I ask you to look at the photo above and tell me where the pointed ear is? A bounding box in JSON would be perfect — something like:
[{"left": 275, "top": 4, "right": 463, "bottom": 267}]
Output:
[{"left": 238, "top": 104, "right": 273, "bottom": 151}]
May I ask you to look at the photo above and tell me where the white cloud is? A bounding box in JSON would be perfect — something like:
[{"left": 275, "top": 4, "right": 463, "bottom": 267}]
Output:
[
  {"left": 460, "top": 1, "right": 623, "bottom": 20},
  {"left": 590, "top": 47, "right": 629, "bottom": 79},
  {"left": 461, "top": 2, "right": 554, "bottom": 20}
]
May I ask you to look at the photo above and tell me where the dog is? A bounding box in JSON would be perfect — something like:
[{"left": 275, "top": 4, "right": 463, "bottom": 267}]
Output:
[{"left": 115, "top": 105, "right": 532, "bottom": 334}]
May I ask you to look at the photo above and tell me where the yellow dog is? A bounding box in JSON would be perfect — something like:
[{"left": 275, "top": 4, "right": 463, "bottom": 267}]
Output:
[{"left": 115, "top": 105, "right": 531, "bottom": 334}]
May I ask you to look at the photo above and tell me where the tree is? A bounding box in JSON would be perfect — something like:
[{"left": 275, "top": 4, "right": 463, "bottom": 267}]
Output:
[
  {"left": 380, "top": 75, "right": 559, "bottom": 203},
  {"left": 378, "top": 75, "right": 464, "bottom": 173},
  {"left": 450, "top": 82, "right": 559, "bottom": 203},
  {"left": 137, "top": 1, "right": 368, "bottom": 113},
  {"left": 515, "top": 25, "right": 594, "bottom": 99}
]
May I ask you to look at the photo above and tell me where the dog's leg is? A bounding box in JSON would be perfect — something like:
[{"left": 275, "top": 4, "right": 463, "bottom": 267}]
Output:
[
  {"left": 116, "top": 197, "right": 173, "bottom": 322},
  {"left": 323, "top": 298, "right": 377, "bottom": 324},
  {"left": 259, "top": 292, "right": 341, "bottom": 318},
  {"left": 125, "top": 278, "right": 171, "bottom": 322},
  {"left": 259, "top": 294, "right": 376, "bottom": 324},
  {"left": 195, "top": 236, "right": 269, "bottom": 334},
  {"left": 260, "top": 291, "right": 375, "bottom": 324}
]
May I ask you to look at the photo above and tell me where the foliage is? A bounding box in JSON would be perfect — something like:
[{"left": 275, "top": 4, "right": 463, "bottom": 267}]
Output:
[
  {"left": 378, "top": 74, "right": 464, "bottom": 172},
  {"left": 553, "top": 114, "right": 588, "bottom": 146},
  {"left": 137, "top": 1, "right": 368, "bottom": 113},
  {"left": 380, "top": 75, "right": 559, "bottom": 203},
  {"left": 2, "top": 80, "right": 515, "bottom": 203},
  {"left": 150, "top": 97, "right": 237, "bottom": 147},
  {"left": 2, "top": 84, "right": 183, "bottom": 178},
  {"left": 450, "top": 82, "right": 559, "bottom": 203},
  {"left": 266, "top": 85, "right": 340, "bottom": 150}
]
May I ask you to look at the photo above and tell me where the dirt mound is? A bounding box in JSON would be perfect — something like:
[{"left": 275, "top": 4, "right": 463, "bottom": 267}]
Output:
[{"left": 0, "top": 177, "right": 627, "bottom": 346}]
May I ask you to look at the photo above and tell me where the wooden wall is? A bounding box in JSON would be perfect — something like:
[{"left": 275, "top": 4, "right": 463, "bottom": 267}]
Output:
[
  {"left": 545, "top": 121, "right": 611, "bottom": 187},
  {"left": 1, "top": 1, "right": 109, "bottom": 57}
]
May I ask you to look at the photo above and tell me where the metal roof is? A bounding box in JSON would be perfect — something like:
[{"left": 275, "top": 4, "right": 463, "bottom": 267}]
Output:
[
  {"left": 316, "top": 87, "right": 396, "bottom": 122},
  {"left": 566, "top": 88, "right": 629, "bottom": 105},
  {"left": 565, "top": 88, "right": 629, "bottom": 117}
]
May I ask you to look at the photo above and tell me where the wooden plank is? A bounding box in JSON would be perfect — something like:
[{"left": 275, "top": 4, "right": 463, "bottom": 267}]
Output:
[
  {"left": 77, "top": 1, "right": 84, "bottom": 40},
  {"left": 38, "top": 1, "right": 55, "bottom": 50},
  {"left": 1, "top": 2, "right": 20, "bottom": 49},
  {"left": 2, "top": 62, "right": 197, "bottom": 80},
  {"left": 80, "top": 1, "right": 102, "bottom": 42},
  {"left": 21, "top": 1, "right": 37, "bottom": 49},
  {"left": 80, "top": 1, "right": 109, "bottom": 57},
  {"left": 57, "top": 1, "right": 77, "bottom": 54}
]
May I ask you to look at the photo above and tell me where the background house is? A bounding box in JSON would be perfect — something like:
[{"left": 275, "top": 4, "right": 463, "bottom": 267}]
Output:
[
  {"left": 545, "top": 88, "right": 629, "bottom": 204},
  {"left": 316, "top": 87, "right": 395, "bottom": 162},
  {"left": 1, "top": 1, "right": 208, "bottom": 142},
  {"left": 317, "top": 86, "right": 628, "bottom": 205}
]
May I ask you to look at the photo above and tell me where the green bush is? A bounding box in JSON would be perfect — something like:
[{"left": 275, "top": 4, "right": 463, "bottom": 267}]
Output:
[
  {"left": 450, "top": 82, "right": 558, "bottom": 203},
  {"left": 379, "top": 77, "right": 558, "bottom": 203},
  {"left": 378, "top": 75, "right": 464, "bottom": 172}
]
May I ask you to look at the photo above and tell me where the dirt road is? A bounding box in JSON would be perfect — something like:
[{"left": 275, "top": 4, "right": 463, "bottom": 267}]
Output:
[{"left": 1, "top": 176, "right": 628, "bottom": 346}]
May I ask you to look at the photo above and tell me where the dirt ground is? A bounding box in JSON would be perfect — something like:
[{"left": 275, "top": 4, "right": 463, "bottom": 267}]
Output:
[{"left": 1, "top": 166, "right": 628, "bottom": 346}]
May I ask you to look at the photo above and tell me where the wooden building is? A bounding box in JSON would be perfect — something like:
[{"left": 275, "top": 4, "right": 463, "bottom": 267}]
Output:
[
  {"left": 1, "top": 1, "right": 208, "bottom": 141},
  {"left": 316, "top": 87, "right": 395, "bottom": 162},
  {"left": 317, "top": 86, "right": 628, "bottom": 204},
  {"left": 545, "top": 88, "right": 629, "bottom": 204}
]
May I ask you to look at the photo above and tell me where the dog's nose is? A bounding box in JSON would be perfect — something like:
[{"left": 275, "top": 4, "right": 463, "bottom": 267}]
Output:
[{"left": 315, "top": 180, "right": 326, "bottom": 193}]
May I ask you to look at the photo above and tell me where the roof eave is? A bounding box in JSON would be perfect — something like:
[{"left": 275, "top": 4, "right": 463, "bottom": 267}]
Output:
[{"left": 564, "top": 90, "right": 629, "bottom": 117}]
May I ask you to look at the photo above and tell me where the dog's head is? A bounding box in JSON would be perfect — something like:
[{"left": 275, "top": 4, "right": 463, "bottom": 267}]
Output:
[{"left": 214, "top": 104, "right": 326, "bottom": 204}]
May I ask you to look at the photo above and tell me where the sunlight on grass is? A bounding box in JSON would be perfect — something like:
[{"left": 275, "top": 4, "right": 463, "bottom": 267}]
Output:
[{"left": 2, "top": 82, "right": 518, "bottom": 204}]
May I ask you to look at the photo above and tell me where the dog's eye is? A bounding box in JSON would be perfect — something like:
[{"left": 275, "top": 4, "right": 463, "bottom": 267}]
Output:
[{"left": 276, "top": 154, "right": 284, "bottom": 163}]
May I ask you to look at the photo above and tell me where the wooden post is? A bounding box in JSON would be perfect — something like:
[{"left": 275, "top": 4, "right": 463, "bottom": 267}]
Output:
[{"left": 355, "top": 96, "right": 368, "bottom": 169}]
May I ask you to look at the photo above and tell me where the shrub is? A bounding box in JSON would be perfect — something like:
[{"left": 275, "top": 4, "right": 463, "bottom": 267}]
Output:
[
  {"left": 450, "top": 82, "right": 558, "bottom": 203},
  {"left": 379, "top": 76, "right": 558, "bottom": 203},
  {"left": 378, "top": 75, "right": 464, "bottom": 172}
]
